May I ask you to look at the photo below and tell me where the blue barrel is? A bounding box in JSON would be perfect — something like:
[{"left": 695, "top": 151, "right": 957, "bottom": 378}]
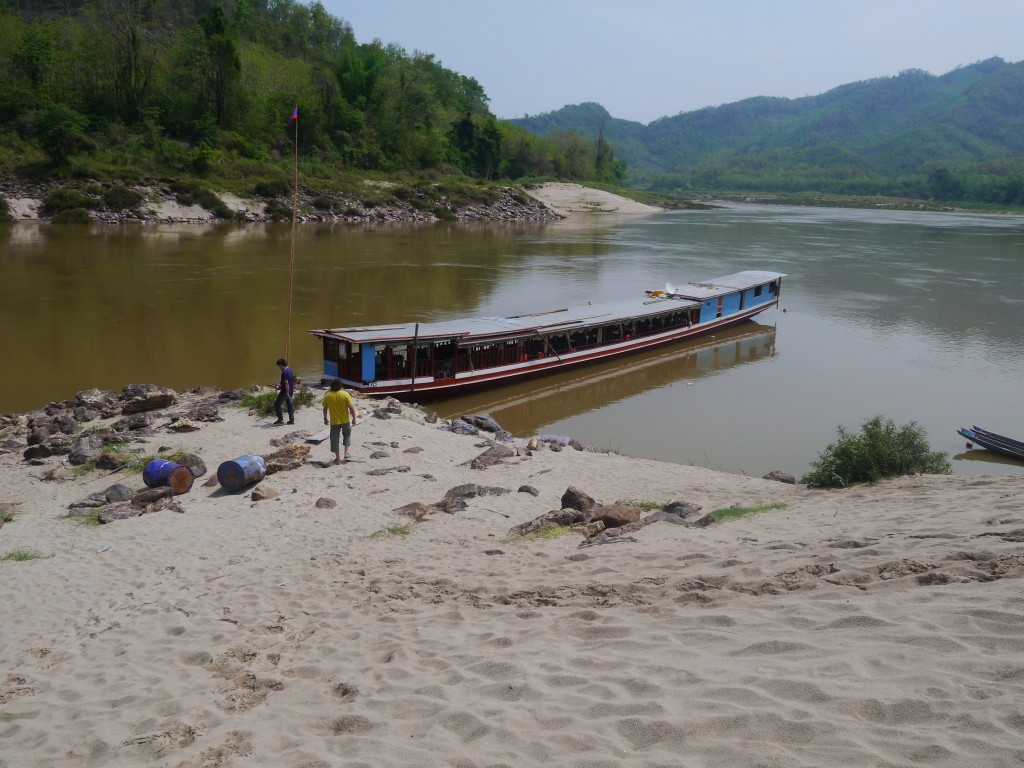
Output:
[
  {"left": 144, "top": 459, "right": 179, "bottom": 488},
  {"left": 143, "top": 459, "right": 194, "bottom": 494},
  {"left": 217, "top": 455, "right": 267, "bottom": 492}
]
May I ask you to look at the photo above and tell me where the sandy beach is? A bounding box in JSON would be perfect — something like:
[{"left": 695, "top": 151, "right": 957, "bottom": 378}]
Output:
[
  {"left": 1, "top": 382, "right": 1023, "bottom": 768},
  {"left": 524, "top": 182, "right": 662, "bottom": 216}
]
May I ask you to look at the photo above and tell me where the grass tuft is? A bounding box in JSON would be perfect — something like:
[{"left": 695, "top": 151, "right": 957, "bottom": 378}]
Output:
[
  {"left": 709, "top": 502, "right": 788, "bottom": 523},
  {"left": 622, "top": 500, "right": 662, "bottom": 512},
  {"left": 1, "top": 549, "right": 47, "bottom": 562},
  {"left": 368, "top": 524, "right": 412, "bottom": 539},
  {"left": 67, "top": 511, "right": 101, "bottom": 526},
  {"left": 503, "top": 524, "right": 576, "bottom": 543}
]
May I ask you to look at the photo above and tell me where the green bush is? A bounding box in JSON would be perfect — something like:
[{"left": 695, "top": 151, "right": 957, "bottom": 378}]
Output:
[
  {"left": 804, "top": 416, "right": 951, "bottom": 488},
  {"left": 43, "top": 187, "right": 96, "bottom": 211},
  {"left": 253, "top": 178, "right": 291, "bottom": 197},
  {"left": 102, "top": 185, "right": 143, "bottom": 210},
  {"left": 0, "top": 196, "right": 11, "bottom": 222},
  {"left": 264, "top": 199, "right": 292, "bottom": 221},
  {"left": 241, "top": 386, "right": 317, "bottom": 417},
  {"left": 51, "top": 207, "right": 92, "bottom": 224}
]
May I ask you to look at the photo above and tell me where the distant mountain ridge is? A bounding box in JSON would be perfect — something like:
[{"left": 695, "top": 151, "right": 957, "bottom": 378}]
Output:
[{"left": 510, "top": 58, "right": 1024, "bottom": 193}]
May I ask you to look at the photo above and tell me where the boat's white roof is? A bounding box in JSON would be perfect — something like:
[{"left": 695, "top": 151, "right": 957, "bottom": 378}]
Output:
[
  {"left": 668, "top": 271, "right": 786, "bottom": 300},
  {"left": 310, "top": 270, "right": 785, "bottom": 345}
]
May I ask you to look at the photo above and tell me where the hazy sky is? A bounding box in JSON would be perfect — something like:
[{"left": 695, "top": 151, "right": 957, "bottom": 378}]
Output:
[{"left": 319, "top": 0, "right": 1024, "bottom": 124}]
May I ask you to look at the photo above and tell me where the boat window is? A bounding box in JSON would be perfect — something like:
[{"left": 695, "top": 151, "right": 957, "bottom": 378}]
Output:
[
  {"left": 548, "top": 334, "right": 569, "bottom": 354},
  {"left": 413, "top": 343, "right": 432, "bottom": 378},
  {"left": 754, "top": 285, "right": 763, "bottom": 297}
]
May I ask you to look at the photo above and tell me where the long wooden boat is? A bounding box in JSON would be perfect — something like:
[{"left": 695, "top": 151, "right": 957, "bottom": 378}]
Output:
[
  {"left": 309, "top": 270, "right": 785, "bottom": 398},
  {"left": 956, "top": 426, "right": 1024, "bottom": 462}
]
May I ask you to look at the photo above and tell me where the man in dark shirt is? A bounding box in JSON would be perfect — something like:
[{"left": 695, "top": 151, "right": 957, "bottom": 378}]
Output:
[{"left": 274, "top": 358, "right": 295, "bottom": 425}]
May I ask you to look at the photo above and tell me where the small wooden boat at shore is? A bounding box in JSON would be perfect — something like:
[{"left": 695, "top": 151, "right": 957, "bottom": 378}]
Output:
[
  {"left": 956, "top": 426, "right": 1024, "bottom": 462},
  {"left": 309, "top": 270, "right": 785, "bottom": 398}
]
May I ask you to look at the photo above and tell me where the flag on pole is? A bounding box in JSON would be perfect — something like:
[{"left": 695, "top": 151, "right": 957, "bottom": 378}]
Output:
[{"left": 289, "top": 106, "right": 298, "bottom": 123}]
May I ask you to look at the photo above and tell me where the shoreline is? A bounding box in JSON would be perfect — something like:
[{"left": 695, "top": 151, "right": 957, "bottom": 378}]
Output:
[
  {"left": 2, "top": 383, "right": 1023, "bottom": 765},
  {"left": 1, "top": 181, "right": 663, "bottom": 226}
]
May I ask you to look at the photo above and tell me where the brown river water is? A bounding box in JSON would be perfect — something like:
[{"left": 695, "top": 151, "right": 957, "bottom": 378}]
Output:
[{"left": 3, "top": 204, "right": 1023, "bottom": 478}]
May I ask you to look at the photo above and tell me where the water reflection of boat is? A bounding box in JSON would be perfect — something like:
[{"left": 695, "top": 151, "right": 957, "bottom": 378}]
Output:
[
  {"left": 432, "top": 323, "right": 777, "bottom": 435},
  {"left": 953, "top": 450, "right": 1024, "bottom": 468},
  {"left": 310, "top": 271, "right": 784, "bottom": 397}
]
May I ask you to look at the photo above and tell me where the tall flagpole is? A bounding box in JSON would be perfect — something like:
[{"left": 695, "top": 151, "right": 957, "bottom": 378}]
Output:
[{"left": 285, "top": 106, "right": 298, "bottom": 361}]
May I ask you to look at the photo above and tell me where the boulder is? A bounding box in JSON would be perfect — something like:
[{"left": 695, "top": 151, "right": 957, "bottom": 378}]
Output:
[
  {"left": 448, "top": 419, "right": 477, "bottom": 435},
  {"left": 122, "top": 384, "right": 177, "bottom": 414},
  {"left": 112, "top": 412, "right": 155, "bottom": 432},
  {"left": 461, "top": 413, "right": 503, "bottom": 433},
  {"left": 104, "top": 484, "right": 133, "bottom": 503},
  {"left": 507, "top": 508, "right": 586, "bottom": 538},
  {"left": 0, "top": 438, "right": 22, "bottom": 455},
  {"left": 132, "top": 486, "right": 174, "bottom": 507},
  {"left": 578, "top": 520, "right": 606, "bottom": 538},
  {"left": 98, "top": 501, "right": 143, "bottom": 523},
  {"left": 72, "top": 406, "right": 100, "bottom": 423},
  {"left": 663, "top": 500, "right": 704, "bottom": 520},
  {"left": 27, "top": 426, "right": 51, "bottom": 446},
  {"left": 517, "top": 485, "right": 540, "bottom": 497},
  {"left": 392, "top": 502, "right": 429, "bottom": 520},
  {"left": 468, "top": 443, "right": 516, "bottom": 470},
  {"left": 186, "top": 404, "right": 224, "bottom": 423},
  {"left": 68, "top": 492, "right": 108, "bottom": 511},
  {"left": 262, "top": 444, "right": 310, "bottom": 474},
  {"left": 68, "top": 434, "right": 104, "bottom": 466},
  {"left": 561, "top": 486, "right": 599, "bottom": 515},
  {"left": 315, "top": 497, "right": 337, "bottom": 509},
  {"left": 173, "top": 453, "right": 207, "bottom": 478},
  {"left": 590, "top": 503, "right": 641, "bottom": 528},
  {"left": 370, "top": 451, "right": 390, "bottom": 459},
  {"left": 265, "top": 455, "right": 302, "bottom": 474},
  {"left": 251, "top": 484, "right": 278, "bottom": 501},
  {"left": 76, "top": 388, "right": 120, "bottom": 414},
  {"left": 763, "top": 470, "right": 796, "bottom": 484},
  {"left": 270, "top": 431, "right": 309, "bottom": 447},
  {"left": 166, "top": 419, "right": 201, "bottom": 433}
]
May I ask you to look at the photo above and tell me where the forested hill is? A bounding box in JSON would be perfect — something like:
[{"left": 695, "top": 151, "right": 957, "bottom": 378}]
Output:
[
  {"left": 0, "top": 0, "right": 624, "bottom": 220},
  {"left": 512, "top": 59, "right": 1024, "bottom": 204}
]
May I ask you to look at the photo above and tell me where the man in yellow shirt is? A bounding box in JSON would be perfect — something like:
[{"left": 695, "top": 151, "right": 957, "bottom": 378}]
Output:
[{"left": 322, "top": 378, "right": 357, "bottom": 464}]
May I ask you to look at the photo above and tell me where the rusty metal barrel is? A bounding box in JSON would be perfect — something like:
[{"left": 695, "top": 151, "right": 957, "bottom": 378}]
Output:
[
  {"left": 143, "top": 459, "right": 195, "bottom": 494},
  {"left": 216, "top": 454, "right": 267, "bottom": 492}
]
